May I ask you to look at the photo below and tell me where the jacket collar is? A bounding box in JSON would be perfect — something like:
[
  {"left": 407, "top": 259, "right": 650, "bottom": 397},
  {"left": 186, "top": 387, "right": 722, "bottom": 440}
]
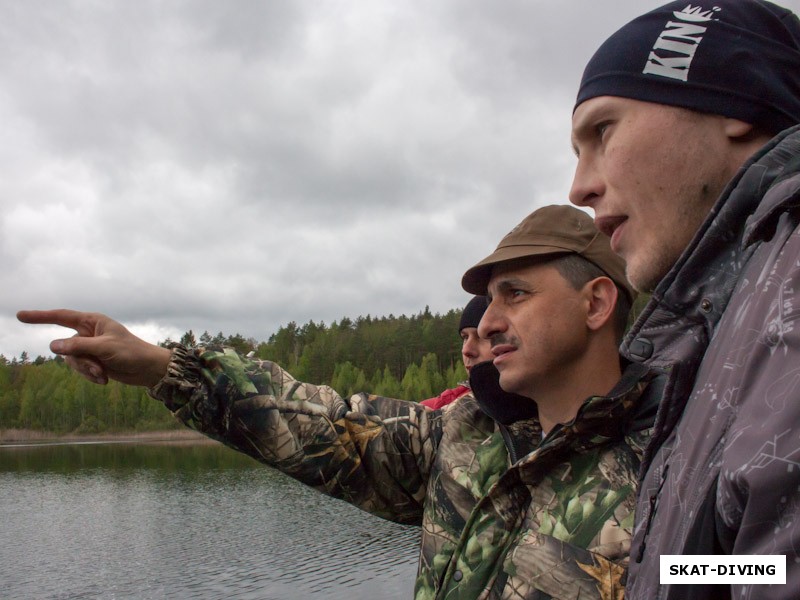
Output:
[
  {"left": 469, "top": 360, "right": 657, "bottom": 439},
  {"left": 744, "top": 127, "right": 800, "bottom": 248}
]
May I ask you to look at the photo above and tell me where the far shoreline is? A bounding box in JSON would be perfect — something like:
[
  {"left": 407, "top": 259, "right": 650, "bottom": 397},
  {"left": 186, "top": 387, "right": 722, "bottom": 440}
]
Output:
[{"left": 0, "top": 428, "right": 219, "bottom": 446}]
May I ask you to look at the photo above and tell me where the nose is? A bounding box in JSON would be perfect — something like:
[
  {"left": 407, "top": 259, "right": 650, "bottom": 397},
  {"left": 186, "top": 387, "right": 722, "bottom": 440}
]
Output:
[
  {"left": 569, "top": 155, "right": 603, "bottom": 209},
  {"left": 478, "top": 300, "right": 506, "bottom": 341},
  {"left": 462, "top": 336, "right": 478, "bottom": 359}
]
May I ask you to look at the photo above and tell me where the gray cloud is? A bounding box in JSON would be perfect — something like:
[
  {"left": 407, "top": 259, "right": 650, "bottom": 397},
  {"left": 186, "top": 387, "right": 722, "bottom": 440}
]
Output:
[{"left": 4, "top": 0, "right": 799, "bottom": 359}]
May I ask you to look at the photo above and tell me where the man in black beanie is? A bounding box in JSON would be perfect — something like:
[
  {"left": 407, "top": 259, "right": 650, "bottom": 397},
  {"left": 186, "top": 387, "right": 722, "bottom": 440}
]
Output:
[
  {"left": 419, "top": 295, "right": 492, "bottom": 409},
  {"left": 570, "top": 1, "right": 800, "bottom": 598}
]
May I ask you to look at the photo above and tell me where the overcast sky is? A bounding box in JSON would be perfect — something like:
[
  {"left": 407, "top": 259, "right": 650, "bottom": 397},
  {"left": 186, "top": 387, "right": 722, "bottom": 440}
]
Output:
[{"left": 4, "top": 0, "right": 799, "bottom": 360}]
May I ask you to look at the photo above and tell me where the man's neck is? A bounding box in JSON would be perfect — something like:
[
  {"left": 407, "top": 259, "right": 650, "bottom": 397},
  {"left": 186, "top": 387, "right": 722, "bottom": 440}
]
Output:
[{"left": 534, "top": 358, "right": 622, "bottom": 435}]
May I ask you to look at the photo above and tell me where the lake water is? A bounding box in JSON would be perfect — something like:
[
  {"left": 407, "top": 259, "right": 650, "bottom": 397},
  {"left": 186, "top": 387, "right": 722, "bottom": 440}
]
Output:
[{"left": 0, "top": 440, "right": 421, "bottom": 600}]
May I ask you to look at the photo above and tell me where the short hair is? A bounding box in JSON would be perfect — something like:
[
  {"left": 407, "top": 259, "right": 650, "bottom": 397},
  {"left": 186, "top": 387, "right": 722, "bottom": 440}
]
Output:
[{"left": 551, "top": 254, "right": 631, "bottom": 343}]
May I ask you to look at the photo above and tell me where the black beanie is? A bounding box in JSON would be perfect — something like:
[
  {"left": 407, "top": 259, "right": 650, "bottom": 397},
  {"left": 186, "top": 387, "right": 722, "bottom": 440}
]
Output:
[
  {"left": 459, "top": 296, "right": 488, "bottom": 331},
  {"left": 576, "top": 0, "right": 800, "bottom": 135}
]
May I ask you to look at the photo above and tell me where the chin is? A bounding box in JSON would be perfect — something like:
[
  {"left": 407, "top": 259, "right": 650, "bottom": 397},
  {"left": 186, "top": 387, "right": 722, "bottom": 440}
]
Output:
[
  {"left": 628, "top": 248, "right": 680, "bottom": 293},
  {"left": 497, "top": 373, "right": 521, "bottom": 395}
]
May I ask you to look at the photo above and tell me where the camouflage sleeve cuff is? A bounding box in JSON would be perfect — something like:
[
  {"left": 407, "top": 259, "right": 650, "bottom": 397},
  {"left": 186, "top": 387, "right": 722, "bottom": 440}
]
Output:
[{"left": 147, "top": 344, "right": 208, "bottom": 414}]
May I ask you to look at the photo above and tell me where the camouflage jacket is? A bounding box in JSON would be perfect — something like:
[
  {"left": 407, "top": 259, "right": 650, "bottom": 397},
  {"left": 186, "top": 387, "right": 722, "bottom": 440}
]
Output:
[{"left": 149, "top": 347, "right": 658, "bottom": 599}]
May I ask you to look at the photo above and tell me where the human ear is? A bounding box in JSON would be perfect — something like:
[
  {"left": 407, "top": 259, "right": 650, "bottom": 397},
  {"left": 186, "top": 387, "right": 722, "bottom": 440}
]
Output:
[
  {"left": 584, "top": 277, "right": 617, "bottom": 332},
  {"left": 722, "top": 118, "right": 756, "bottom": 140}
]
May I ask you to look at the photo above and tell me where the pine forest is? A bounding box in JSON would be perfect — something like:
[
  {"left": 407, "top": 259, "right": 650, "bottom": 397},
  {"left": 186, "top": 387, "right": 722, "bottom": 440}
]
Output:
[{"left": 0, "top": 306, "right": 467, "bottom": 435}]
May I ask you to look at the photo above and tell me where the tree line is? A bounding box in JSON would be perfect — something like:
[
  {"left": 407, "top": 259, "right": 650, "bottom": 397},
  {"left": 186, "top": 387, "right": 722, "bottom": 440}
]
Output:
[{"left": 0, "top": 306, "right": 468, "bottom": 435}]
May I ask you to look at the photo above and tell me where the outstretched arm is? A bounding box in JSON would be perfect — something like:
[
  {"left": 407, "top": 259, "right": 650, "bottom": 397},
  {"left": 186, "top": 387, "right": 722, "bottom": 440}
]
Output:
[
  {"left": 16, "top": 309, "right": 171, "bottom": 387},
  {"left": 18, "top": 309, "right": 439, "bottom": 523}
]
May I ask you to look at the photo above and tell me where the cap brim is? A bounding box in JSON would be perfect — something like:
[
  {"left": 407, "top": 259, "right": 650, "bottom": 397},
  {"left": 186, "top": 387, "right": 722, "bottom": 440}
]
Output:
[{"left": 461, "top": 245, "right": 573, "bottom": 295}]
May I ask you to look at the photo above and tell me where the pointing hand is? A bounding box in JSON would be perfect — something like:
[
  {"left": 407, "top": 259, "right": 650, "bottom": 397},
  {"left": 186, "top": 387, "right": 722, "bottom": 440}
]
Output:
[{"left": 16, "top": 309, "right": 172, "bottom": 388}]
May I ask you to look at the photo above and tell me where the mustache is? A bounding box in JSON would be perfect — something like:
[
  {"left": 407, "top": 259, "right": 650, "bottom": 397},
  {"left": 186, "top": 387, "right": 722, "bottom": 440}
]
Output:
[{"left": 489, "top": 333, "right": 518, "bottom": 347}]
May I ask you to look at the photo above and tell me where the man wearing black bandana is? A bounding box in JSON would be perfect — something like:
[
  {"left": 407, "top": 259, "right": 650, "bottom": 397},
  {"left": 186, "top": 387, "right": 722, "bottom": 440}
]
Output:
[{"left": 570, "top": 1, "right": 800, "bottom": 598}]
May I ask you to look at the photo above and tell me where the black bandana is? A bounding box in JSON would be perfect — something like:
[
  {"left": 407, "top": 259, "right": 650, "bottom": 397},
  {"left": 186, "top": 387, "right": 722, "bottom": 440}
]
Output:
[
  {"left": 459, "top": 295, "right": 488, "bottom": 331},
  {"left": 576, "top": 0, "right": 800, "bottom": 135}
]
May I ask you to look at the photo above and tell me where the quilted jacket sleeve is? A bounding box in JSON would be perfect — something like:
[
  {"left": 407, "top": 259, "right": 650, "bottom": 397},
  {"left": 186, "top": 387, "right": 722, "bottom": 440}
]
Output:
[{"left": 148, "top": 345, "right": 441, "bottom": 525}]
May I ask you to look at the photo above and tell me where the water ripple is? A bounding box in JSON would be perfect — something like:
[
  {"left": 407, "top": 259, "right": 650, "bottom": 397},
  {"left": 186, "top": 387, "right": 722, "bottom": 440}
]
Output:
[{"left": 1, "top": 443, "right": 421, "bottom": 600}]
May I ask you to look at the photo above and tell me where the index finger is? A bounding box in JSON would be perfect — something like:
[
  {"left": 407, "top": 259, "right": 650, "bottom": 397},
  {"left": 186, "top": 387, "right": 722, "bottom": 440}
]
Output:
[{"left": 17, "top": 309, "right": 99, "bottom": 336}]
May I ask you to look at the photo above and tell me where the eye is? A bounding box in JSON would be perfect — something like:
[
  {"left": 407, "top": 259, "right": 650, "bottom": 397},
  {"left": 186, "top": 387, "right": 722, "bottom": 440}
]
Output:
[{"left": 596, "top": 121, "right": 612, "bottom": 142}]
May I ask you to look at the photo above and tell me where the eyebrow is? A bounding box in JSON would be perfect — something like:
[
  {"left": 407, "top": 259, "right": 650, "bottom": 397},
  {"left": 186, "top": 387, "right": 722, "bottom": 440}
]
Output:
[
  {"left": 570, "top": 115, "right": 594, "bottom": 157},
  {"left": 489, "top": 277, "right": 534, "bottom": 296},
  {"left": 571, "top": 101, "right": 613, "bottom": 156}
]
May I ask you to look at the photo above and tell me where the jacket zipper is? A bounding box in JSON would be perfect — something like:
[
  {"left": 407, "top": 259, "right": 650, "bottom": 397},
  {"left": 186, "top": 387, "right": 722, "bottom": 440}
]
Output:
[{"left": 499, "top": 424, "right": 519, "bottom": 464}]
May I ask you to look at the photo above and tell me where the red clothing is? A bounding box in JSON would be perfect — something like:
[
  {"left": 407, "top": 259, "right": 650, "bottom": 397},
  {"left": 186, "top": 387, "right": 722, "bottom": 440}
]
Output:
[{"left": 419, "top": 384, "right": 471, "bottom": 410}]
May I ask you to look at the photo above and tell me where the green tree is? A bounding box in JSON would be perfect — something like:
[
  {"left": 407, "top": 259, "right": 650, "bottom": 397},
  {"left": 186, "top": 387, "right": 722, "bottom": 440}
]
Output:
[
  {"left": 1, "top": 303, "right": 471, "bottom": 434},
  {"left": 225, "top": 333, "right": 256, "bottom": 355},
  {"left": 419, "top": 353, "right": 446, "bottom": 399},
  {"left": 331, "top": 361, "right": 368, "bottom": 399},
  {"left": 373, "top": 365, "right": 401, "bottom": 398}
]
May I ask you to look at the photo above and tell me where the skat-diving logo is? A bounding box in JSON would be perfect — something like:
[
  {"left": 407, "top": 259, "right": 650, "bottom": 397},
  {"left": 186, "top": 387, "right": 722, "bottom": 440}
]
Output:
[{"left": 643, "top": 5, "right": 722, "bottom": 82}]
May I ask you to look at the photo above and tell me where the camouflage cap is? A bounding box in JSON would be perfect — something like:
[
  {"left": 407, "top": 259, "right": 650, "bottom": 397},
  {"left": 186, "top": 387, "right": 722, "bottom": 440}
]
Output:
[{"left": 461, "top": 204, "right": 636, "bottom": 303}]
